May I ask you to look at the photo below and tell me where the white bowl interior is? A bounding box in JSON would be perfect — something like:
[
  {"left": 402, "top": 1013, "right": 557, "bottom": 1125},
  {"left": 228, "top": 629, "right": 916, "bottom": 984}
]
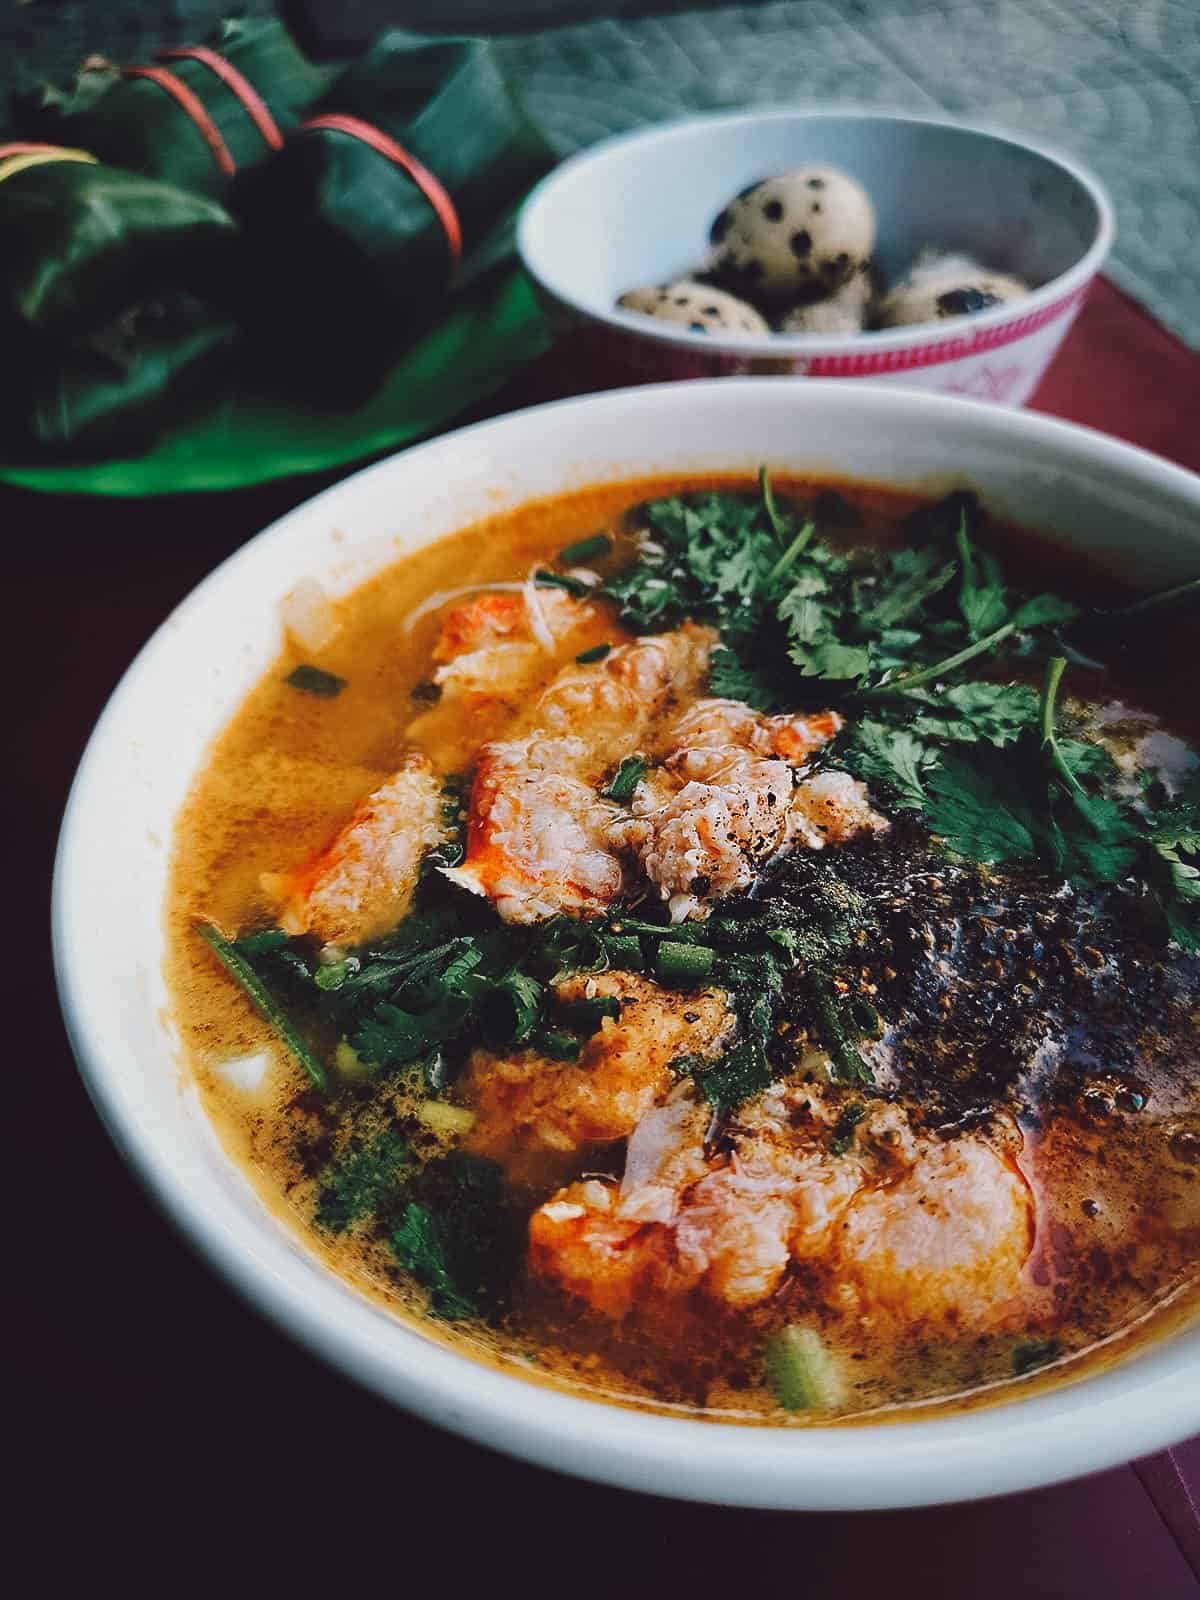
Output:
[
  {"left": 522, "top": 112, "right": 1104, "bottom": 319},
  {"left": 55, "top": 382, "right": 1200, "bottom": 1510}
]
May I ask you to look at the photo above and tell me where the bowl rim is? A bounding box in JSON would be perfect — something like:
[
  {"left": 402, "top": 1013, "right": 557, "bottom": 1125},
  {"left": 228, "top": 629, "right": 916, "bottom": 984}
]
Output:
[
  {"left": 517, "top": 106, "right": 1116, "bottom": 361},
  {"left": 53, "top": 381, "right": 1200, "bottom": 1511}
]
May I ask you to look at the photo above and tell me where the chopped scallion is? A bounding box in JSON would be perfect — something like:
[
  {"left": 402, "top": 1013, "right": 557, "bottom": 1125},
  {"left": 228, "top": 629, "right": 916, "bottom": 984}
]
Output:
[
  {"left": 559, "top": 533, "right": 612, "bottom": 565},
  {"left": 764, "top": 1326, "right": 846, "bottom": 1410},
  {"left": 285, "top": 664, "right": 346, "bottom": 698},
  {"left": 575, "top": 642, "right": 612, "bottom": 664},
  {"left": 198, "top": 922, "right": 328, "bottom": 1092},
  {"left": 655, "top": 941, "right": 716, "bottom": 983}
]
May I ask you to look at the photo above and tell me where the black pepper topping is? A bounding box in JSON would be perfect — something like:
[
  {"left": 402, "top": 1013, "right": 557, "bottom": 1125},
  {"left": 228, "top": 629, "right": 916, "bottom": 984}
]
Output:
[
  {"left": 763, "top": 198, "right": 784, "bottom": 222},
  {"left": 937, "top": 287, "right": 1002, "bottom": 316},
  {"left": 790, "top": 229, "right": 813, "bottom": 258}
]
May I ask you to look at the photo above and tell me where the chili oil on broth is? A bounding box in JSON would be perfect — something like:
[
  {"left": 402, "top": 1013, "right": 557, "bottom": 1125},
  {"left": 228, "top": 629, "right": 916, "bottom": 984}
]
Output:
[{"left": 165, "top": 474, "right": 1200, "bottom": 1424}]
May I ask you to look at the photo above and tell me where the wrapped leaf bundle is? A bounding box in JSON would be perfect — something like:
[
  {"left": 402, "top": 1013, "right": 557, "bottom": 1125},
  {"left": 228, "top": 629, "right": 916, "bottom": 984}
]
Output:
[
  {"left": 16, "top": 18, "right": 330, "bottom": 198},
  {"left": 0, "top": 147, "right": 241, "bottom": 454},
  {"left": 0, "top": 149, "right": 237, "bottom": 337},
  {"left": 5, "top": 297, "right": 241, "bottom": 456},
  {"left": 230, "top": 31, "right": 557, "bottom": 389}
]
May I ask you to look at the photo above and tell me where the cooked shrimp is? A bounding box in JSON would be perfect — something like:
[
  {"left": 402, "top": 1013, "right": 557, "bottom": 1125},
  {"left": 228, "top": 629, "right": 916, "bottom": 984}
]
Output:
[
  {"left": 407, "top": 588, "right": 605, "bottom": 769},
  {"left": 447, "top": 626, "right": 716, "bottom": 921},
  {"left": 466, "top": 973, "right": 733, "bottom": 1184},
  {"left": 612, "top": 699, "right": 882, "bottom": 918},
  {"left": 444, "top": 734, "right": 624, "bottom": 923},
  {"left": 530, "top": 1084, "right": 1034, "bottom": 1326},
  {"left": 432, "top": 587, "right": 596, "bottom": 664},
  {"left": 266, "top": 754, "right": 446, "bottom": 947}
]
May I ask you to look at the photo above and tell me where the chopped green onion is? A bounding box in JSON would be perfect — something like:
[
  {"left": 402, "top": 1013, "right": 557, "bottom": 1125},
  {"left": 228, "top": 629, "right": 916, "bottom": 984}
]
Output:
[
  {"left": 604, "top": 755, "right": 647, "bottom": 803},
  {"left": 556, "top": 996, "right": 621, "bottom": 1033},
  {"left": 285, "top": 664, "right": 346, "bottom": 698},
  {"left": 533, "top": 1030, "right": 582, "bottom": 1062},
  {"left": 559, "top": 533, "right": 612, "bottom": 565},
  {"left": 575, "top": 642, "right": 612, "bottom": 664},
  {"left": 198, "top": 923, "right": 327, "bottom": 1092},
  {"left": 1012, "top": 1338, "right": 1062, "bottom": 1377},
  {"left": 655, "top": 941, "right": 716, "bottom": 983},
  {"left": 764, "top": 1326, "right": 846, "bottom": 1411},
  {"left": 603, "top": 934, "right": 644, "bottom": 970}
]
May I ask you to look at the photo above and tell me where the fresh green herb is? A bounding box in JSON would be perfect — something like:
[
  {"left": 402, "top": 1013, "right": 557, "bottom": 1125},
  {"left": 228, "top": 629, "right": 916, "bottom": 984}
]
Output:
[
  {"left": 764, "top": 1325, "right": 846, "bottom": 1410},
  {"left": 422, "top": 780, "right": 468, "bottom": 875},
  {"left": 285, "top": 664, "right": 346, "bottom": 698},
  {"left": 390, "top": 1152, "right": 518, "bottom": 1320},
  {"left": 197, "top": 922, "right": 328, "bottom": 1091},
  {"left": 558, "top": 533, "right": 612, "bottom": 565},
  {"left": 575, "top": 642, "right": 612, "bottom": 664},
  {"left": 830, "top": 1102, "right": 866, "bottom": 1155},
  {"left": 482, "top": 971, "right": 544, "bottom": 1044},
  {"left": 392, "top": 1203, "right": 478, "bottom": 1319},
  {"left": 956, "top": 515, "right": 1010, "bottom": 639},
  {"left": 758, "top": 464, "right": 789, "bottom": 544},
  {"left": 316, "top": 1133, "right": 411, "bottom": 1232},
  {"left": 905, "top": 681, "right": 1039, "bottom": 746},
  {"left": 604, "top": 755, "right": 647, "bottom": 803},
  {"left": 687, "top": 1035, "right": 774, "bottom": 1114},
  {"left": 842, "top": 720, "right": 935, "bottom": 809},
  {"left": 1012, "top": 1337, "right": 1062, "bottom": 1377},
  {"left": 532, "top": 1030, "right": 582, "bottom": 1062}
]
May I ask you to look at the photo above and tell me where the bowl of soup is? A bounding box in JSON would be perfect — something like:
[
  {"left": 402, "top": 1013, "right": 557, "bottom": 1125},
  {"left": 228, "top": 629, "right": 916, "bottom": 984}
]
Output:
[
  {"left": 517, "top": 110, "right": 1113, "bottom": 405},
  {"left": 54, "top": 380, "right": 1200, "bottom": 1508}
]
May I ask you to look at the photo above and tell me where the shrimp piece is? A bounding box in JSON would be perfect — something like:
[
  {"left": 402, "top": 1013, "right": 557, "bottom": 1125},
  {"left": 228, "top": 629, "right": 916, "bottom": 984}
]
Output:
[
  {"left": 612, "top": 698, "right": 879, "bottom": 917},
  {"left": 466, "top": 973, "right": 733, "bottom": 1184},
  {"left": 409, "top": 589, "right": 603, "bottom": 768},
  {"left": 663, "top": 698, "right": 843, "bottom": 764},
  {"left": 835, "top": 1138, "right": 1033, "bottom": 1323},
  {"left": 267, "top": 754, "right": 446, "bottom": 947},
  {"left": 791, "top": 770, "right": 889, "bottom": 847},
  {"left": 531, "top": 1085, "right": 1034, "bottom": 1327},
  {"left": 523, "top": 622, "right": 716, "bottom": 766},
  {"left": 432, "top": 587, "right": 595, "bottom": 664},
  {"left": 446, "top": 626, "right": 716, "bottom": 922},
  {"left": 444, "top": 734, "right": 624, "bottom": 922}
]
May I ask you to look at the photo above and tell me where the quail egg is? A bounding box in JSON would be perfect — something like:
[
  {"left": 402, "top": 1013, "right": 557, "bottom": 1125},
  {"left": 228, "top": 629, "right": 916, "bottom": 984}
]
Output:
[
  {"left": 617, "top": 279, "right": 769, "bottom": 336},
  {"left": 776, "top": 264, "right": 874, "bottom": 335},
  {"left": 878, "top": 251, "right": 1028, "bottom": 328},
  {"left": 707, "top": 167, "right": 876, "bottom": 304}
]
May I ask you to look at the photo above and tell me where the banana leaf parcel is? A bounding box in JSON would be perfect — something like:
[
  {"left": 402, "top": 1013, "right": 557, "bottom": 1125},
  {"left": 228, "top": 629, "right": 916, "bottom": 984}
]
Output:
[
  {"left": 15, "top": 17, "right": 330, "bottom": 199},
  {"left": 229, "top": 30, "right": 557, "bottom": 391},
  {"left": 0, "top": 148, "right": 240, "bottom": 452}
]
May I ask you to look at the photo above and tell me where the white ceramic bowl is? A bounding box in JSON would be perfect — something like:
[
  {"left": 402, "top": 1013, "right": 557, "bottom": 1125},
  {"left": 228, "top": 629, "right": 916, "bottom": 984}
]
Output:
[
  {"left": 518, "top": 110, "right": 1114, "bottom": 406},
  {"left": 55, "top": 381, "right": 1199, "bottom": 1510}
]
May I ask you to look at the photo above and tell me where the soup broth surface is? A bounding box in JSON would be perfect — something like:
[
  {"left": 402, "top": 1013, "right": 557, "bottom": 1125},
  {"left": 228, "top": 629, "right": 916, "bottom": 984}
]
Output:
[{"left": 167, "top": 475, "right": 1200, "bottom": 1422}]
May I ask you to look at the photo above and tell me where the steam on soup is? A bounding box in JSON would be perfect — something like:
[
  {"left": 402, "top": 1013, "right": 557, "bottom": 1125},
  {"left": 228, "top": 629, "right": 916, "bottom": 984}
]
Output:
[{"left": 167, "top": 475, "right": 1200, "bottom": 1422}]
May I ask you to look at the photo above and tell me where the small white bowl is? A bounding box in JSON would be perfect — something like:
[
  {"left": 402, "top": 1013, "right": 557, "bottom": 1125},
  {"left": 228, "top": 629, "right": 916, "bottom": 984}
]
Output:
[
  {"left": 55, "top": 381, "right": 1199, "bottom": 1510},
  {"left": 518, "top": 110, "right": 1114, "bottom": 406}
]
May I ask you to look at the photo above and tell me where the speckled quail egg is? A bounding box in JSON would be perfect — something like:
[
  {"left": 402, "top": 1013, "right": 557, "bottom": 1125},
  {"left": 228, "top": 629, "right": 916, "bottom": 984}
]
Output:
[
  {"left": 878, "top": 251, "right": 1029, "bottom": 328},
  {"left": 707, "top": 167, "right": 876, "bottom": 305},
  {"left": 776, "top": 263, "right": 875, "bottom": 335},
  {"left": 617, "top": 279, "right": 770, "bottom": 336}
]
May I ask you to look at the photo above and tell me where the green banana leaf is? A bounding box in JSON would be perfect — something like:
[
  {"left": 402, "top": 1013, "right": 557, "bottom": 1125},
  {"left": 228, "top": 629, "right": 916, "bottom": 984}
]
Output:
[
  {"left": 7, "top": 296, "right": 241, "bottom": 455},
  {"left": 0, "top": 158, "right": 236, "bottom": 337},
  {"left": 15, "top": 17, "right": 330, "bottom": 198},
  {"left": 229, "top": 31, "right": 557, "bottom": 389},
  {"left": 0, "top": 265, "right": 550, "bottom": 496}
]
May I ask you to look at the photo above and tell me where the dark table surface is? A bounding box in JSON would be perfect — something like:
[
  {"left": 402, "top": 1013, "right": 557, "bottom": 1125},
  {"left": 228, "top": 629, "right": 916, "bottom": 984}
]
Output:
[{"left": 10, "top": 277, "right": 1200, "bottom": 1592}]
